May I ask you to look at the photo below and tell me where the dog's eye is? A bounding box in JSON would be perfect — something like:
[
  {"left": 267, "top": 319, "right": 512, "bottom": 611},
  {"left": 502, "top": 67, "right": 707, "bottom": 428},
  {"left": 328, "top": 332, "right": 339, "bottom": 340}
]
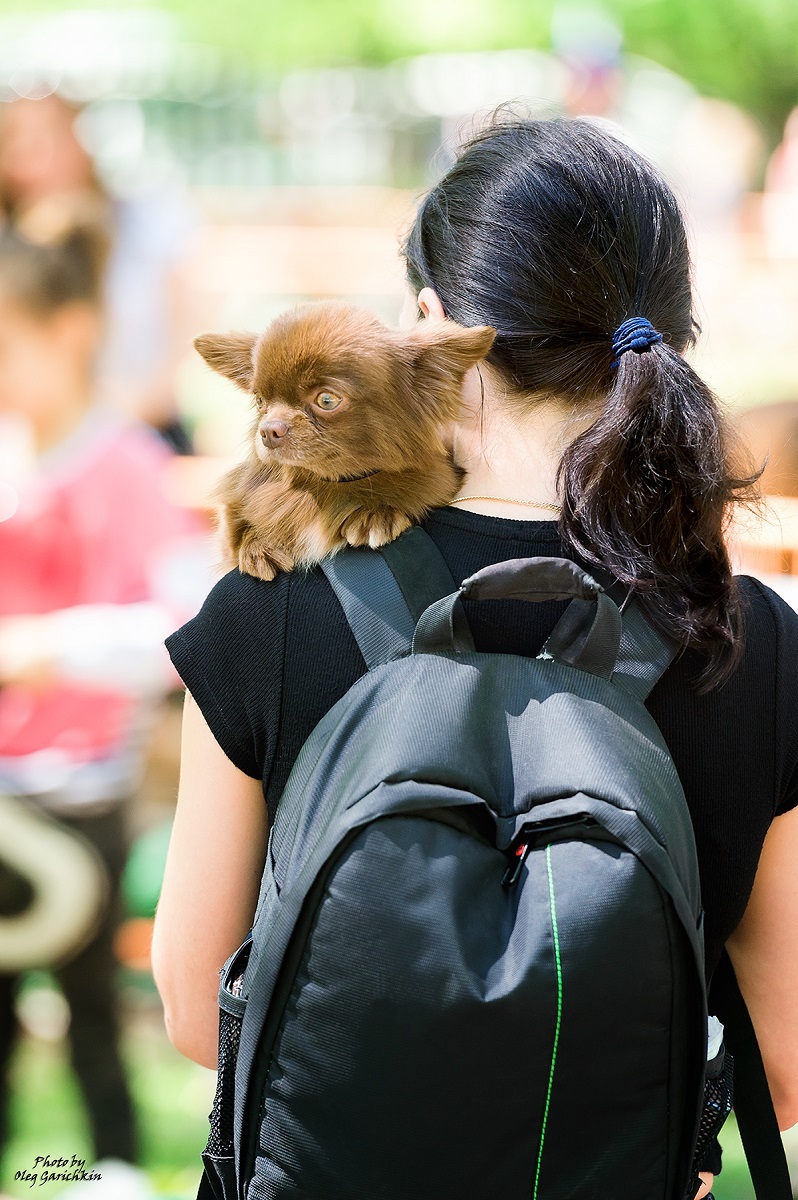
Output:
[
  {"left": 314, "top": 391, "right": 343, "bottom": 411},
  {"left": 254, "top": 394, "right": 266, "bottom": 408}
]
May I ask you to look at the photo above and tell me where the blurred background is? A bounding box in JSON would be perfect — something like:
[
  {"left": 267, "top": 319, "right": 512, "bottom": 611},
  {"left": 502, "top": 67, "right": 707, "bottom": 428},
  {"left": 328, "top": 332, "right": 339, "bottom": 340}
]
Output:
[{"left": 0, "top": 1, "right": 797, "bottom": 1197}]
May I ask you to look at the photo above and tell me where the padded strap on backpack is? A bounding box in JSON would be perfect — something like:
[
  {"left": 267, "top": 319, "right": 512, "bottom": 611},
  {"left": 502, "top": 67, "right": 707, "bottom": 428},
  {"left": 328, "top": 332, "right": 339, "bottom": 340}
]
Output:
[
  {"left": 614, "top": 600, "right": 679, "bottom": 702},
  {"left": 379, "top": 526, "right": 459, "bottom": 621},
  {"left": 712, "top": 951, "right": 793, "bottom": 1199},
  {"left": 322, "top": 532, "right": 679, "bottom": 696},
  {"left": 320, "top": 527, "right": 456, "bottom": 669},
  {"left": 589, "top": 567, "right": 680, "bottom": 702}
]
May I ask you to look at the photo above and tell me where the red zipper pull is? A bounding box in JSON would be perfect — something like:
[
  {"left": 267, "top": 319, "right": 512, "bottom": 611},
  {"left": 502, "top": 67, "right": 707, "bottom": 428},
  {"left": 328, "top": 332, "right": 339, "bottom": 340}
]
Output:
[{"left": 502, "top": 841, "right": 531, "bottom": 887}]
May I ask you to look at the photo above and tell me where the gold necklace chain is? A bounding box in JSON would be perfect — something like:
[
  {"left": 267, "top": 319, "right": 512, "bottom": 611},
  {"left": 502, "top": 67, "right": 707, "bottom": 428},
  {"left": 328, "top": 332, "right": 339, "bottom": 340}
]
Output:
[{"left": 449, "top": 495, "right": 562, "bottom": 512}]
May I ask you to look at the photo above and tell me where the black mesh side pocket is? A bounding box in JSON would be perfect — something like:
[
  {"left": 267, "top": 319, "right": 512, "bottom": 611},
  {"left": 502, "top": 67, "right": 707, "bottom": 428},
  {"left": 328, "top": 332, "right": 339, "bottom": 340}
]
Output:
[
  {"left": 206, "top": 1002, "right": 243, "bottom": 1157},
  {"left": 694, "top": 1046, "right": 734, "bottom": 1171},
  {"left": 685, "top": 1042, "right": 734, "bottom": 1199},
  {"left": 200, "top": 936, "right": 252, "bottom": 1200}
]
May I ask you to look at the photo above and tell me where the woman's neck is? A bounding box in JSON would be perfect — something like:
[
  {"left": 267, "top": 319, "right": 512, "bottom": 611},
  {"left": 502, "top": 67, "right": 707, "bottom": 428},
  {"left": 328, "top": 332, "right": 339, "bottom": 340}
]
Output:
[{"left": 449, "top": 367, "right": 598, "bottom": 519}]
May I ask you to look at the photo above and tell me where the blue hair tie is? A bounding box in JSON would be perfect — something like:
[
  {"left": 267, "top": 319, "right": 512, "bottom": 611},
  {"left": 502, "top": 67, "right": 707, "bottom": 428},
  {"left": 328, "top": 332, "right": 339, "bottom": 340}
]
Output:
[{"left": 610, "top": 317, "right": 663, "bottom": 369}]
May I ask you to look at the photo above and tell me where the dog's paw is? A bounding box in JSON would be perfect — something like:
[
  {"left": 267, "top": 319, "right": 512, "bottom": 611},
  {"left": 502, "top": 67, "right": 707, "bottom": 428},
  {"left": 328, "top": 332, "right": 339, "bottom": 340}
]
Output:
[
  {"left": 238, "top": 539, "right": 291, "bottom": 582},
  {"left": 341, "top": 508, "right": 412, "bottom": 549}
]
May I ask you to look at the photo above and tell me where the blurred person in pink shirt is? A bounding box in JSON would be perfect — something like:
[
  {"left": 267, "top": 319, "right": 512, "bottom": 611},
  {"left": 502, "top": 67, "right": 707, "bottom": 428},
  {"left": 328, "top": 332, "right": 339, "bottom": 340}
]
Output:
[{"left": 0, "top": 197, "right": 202, "bottom": 1192}]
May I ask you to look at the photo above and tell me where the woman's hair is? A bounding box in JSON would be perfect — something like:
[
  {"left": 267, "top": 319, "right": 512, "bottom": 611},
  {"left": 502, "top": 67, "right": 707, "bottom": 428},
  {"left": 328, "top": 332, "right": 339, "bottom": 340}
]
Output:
[
  {"left": 403, "top": 114, "right": 761, "bottom": 692},
  {"left": 0, "top": 193, "right": 110, "bottom": 315}
]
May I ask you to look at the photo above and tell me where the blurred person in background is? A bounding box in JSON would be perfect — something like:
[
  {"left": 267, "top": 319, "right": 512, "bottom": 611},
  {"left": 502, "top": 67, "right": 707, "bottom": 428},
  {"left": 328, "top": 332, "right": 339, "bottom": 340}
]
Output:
[
  {"left": 766, "top": 106, "right": 798, "bottom": 199},
  {"left": 0, "top": 91, "right": 197, "bottom": 453},
  {"left": 0, "top": 198, "right": 200, "bottom": 1199},
  {"left": 764, "top": 107, "right": 798, "bottom": 260},
  {"left": 553, "top": 6, "right": 763, "bottom": 249}
]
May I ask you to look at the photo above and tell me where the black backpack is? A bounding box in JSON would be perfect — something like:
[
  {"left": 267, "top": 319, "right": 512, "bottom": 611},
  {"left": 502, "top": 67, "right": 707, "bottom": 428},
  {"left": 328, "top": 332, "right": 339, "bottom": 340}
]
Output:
[{"left": 198, "top": 527, "right": 790, "bottom": 1200}]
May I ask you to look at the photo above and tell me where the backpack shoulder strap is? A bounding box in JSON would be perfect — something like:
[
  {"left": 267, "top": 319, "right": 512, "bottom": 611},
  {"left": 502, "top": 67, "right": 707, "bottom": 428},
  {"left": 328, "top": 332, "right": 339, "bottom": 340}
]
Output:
[
  {"left": 322, "top": 532, "right": 679, "bottom": 694},
  {"left": 588, "top": 567, "right": 680, "bottom": 701},
  {"left": 614, "top": 599, "right": 679, "bottom": 701},
  {"left": 711, "top": 951, "right": 793, "bottom": 1200},
  {"left": 379, "top": 525, "right": 459, "bottom": 621},
  {"left": 319, "top": 526, "right": 457, "bottom": 669}
]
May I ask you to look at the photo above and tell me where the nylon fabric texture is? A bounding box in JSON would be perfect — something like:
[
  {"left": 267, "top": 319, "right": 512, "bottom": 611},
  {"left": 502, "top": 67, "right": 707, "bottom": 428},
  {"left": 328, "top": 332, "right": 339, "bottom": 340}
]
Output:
[
  {"left": 164, "top": 516, "right": 796, "bottom": 1200},
  {"left": 200, "top": 534, "right": 710, "bottom": 1200}
]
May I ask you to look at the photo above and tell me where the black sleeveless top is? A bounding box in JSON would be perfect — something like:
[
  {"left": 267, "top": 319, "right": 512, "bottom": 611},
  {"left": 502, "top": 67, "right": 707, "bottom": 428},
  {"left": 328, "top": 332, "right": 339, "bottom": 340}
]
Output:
[{"left": 165, "top": 506, "right": 798, "bottom": 985}]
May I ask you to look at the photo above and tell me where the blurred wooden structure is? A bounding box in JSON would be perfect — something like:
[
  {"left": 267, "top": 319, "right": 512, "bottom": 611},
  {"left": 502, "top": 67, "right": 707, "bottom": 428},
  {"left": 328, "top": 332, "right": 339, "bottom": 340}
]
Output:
[
  {"left": 734, "top": 401, "right": 798, "bottom": 499},
  {"left": 728, "top": 495, "right": 798, "bottom": 578},
  {"left": 190, "top": 187, "right": 413, "bottom": 302}
]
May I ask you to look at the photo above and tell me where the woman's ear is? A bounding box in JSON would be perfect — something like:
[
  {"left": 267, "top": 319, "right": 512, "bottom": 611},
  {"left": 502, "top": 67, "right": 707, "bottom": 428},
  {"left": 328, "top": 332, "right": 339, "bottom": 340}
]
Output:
[
  {"left": 194, "top": 332, "right": 257, "bottom": 391},
  {"left": 417, "top": 287, "right": 446, "bottom": 323}
]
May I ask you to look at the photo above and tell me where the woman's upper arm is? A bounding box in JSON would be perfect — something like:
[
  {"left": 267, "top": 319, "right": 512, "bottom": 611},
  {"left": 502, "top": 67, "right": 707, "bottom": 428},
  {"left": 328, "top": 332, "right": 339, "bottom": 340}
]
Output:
[
  {"left": 151, "top": 689, "right": 268, "bottom": 1069},
  {"left": 726, "top": 805, "right": 798, "bottom": 1130}
]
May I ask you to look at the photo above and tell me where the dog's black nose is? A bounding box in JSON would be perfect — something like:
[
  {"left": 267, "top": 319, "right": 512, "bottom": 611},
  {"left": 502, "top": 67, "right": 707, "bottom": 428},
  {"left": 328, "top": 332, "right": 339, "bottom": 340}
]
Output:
[{"left": 261, "top": 419, "right": 288, "bottom": 444}]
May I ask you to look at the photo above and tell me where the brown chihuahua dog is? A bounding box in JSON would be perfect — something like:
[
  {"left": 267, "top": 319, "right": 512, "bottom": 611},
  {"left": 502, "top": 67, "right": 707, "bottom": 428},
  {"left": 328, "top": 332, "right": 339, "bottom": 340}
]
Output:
[{"left": 195, "top": 302, "right": 495, "bottom": 581}]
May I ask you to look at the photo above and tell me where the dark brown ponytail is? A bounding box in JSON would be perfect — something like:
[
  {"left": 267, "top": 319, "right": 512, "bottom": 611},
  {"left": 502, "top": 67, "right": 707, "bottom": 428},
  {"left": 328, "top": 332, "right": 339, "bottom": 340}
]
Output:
[
  {"left": 558, "top": 341, "right": 759, "bottom": 690},
  {"left": 403, "top": 112, "right": 761, "bottom": 692}
]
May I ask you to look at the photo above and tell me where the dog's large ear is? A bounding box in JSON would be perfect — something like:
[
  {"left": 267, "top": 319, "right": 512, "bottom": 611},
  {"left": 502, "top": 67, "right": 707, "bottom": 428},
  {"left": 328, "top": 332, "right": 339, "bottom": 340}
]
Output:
[
  {"left": 194, "top": 332, "right": 257, "bottom": 391},
  {"left": 407, "top": 320, "right": 496, "bottom": 398}
]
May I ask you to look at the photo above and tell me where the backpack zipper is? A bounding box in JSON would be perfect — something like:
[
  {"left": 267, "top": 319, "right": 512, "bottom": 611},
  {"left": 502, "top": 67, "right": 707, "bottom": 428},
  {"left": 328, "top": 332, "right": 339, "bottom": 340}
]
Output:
[{"left": 501, "top": 814, "right": 595, "bottom": 887}]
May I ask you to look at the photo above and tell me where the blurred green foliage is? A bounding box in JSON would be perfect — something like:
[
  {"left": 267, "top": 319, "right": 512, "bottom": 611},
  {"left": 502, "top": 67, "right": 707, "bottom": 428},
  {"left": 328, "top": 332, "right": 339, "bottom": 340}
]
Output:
[
  {"left": 122, "top": 819, "right": 173, "bottom": 921},
  {"left": 1, "top": 1003, "right": 213, "bottom": 1198},
  {"left": 0, "top": 0, "right": 796, "bottom": 140}
]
